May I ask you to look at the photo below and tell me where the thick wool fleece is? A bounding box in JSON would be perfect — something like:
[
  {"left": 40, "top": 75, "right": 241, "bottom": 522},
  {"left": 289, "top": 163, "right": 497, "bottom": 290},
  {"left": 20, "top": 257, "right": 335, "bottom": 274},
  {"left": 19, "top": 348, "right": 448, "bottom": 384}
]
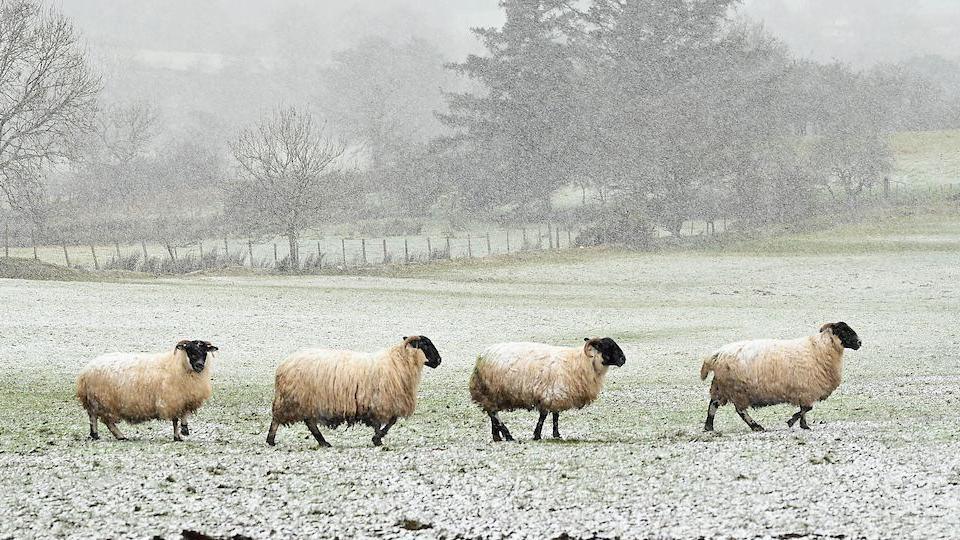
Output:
[
  {"left": 470, "top": 342, "right": 609, "bottom": 413},
  {"left": 700, "top": 331, "right": 845, "bottom": 410},
  {"left": 77, "top": 348, "right": 212, "bottom": 423},
  {"left": 271, "top": 340, "right": 428, "bottom": 428}
]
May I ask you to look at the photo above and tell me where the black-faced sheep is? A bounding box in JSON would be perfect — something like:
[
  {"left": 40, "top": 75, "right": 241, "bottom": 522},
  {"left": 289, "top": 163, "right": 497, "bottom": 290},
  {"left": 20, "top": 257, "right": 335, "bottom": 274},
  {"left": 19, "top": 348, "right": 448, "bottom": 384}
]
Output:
[
  {"left": 469, "top": 338, "right": 626, "bottom": 442},
  {"left": 76, "top": 340, "right": 219, "bottom": 441},
  {"left": 266, "top": 335, "right": 441, "bottom": 448},
  {"left": 700, "top": 322, "right": 861, "bottom": 432}
]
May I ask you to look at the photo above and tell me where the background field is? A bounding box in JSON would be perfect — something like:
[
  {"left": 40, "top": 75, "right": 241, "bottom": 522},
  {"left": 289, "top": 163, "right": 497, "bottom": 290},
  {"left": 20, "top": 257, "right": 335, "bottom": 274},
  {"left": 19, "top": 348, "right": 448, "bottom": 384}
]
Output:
[
  {"left": 4, "top": 129, "right": 960, "bottom": 274},
  {"left": 1, "top": 212, "right": 959, "bottom": 538}
]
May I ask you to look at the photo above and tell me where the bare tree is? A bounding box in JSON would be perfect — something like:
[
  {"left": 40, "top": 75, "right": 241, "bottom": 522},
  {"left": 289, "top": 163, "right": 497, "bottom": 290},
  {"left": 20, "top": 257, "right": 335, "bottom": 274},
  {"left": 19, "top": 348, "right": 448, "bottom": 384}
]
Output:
[
  {"left": 94, "top": 102, "right": 160, "bottom": 167},
  {"left": 230, "top": 107, "right": 345, "bottom": 268},
  {"left": 0, "top": 0, "right": 100, "bottom": 211}
]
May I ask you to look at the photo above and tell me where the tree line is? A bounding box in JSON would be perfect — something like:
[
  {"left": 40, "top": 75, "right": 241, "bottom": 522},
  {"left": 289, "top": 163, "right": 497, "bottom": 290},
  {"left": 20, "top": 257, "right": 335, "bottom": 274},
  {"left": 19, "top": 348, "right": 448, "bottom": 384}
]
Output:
[{"left": 2, "top": 0, "right": 959, "bottom": 267}]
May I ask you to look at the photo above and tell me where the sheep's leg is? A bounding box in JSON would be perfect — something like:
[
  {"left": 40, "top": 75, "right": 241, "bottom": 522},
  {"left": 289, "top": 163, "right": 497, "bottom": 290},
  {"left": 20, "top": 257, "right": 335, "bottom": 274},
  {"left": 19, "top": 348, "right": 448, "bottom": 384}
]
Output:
[
  {"left": 87, "top": 411, "right": 100, "bottom": 440},
  {"left": 372, "top": 418, "right": 397, "bottom": 446},
  {"left": 172, "top": 418, "right": 183, "bottom": 442},
  {"left": 488, "top": 412, "right": 502, "bottom": 442},
  {"left": 179, "top": 413, "right": 190, "bottom": 436},
  {"left": 551, "top": 412, "right": 561, "bottom": 439},
  {"left": 799, "top": 406, "right": 813, "bottom": 430},
  {"left": 533, "top": 410, "right": 548, "bottom": 440},
  {"left": 266, "top": 420, "right": 280, "bottom": 446},
  {"left": 104, "top": 419, "right": 126, "bottom": 441},
  {"left": 787, "top": 406, "right": 813, "bottom": 429},
  {"left": 488, "top": 412, "right": 513, "bottom": 442},
  {"left": 304, "top": 419, "right": 332, "bottom": 448},
  {"left": 735, "top": 407, "right": 764, "bottom": 432},
  {"left": 704, "top": 399, "right": 720, "bottom": 431}
]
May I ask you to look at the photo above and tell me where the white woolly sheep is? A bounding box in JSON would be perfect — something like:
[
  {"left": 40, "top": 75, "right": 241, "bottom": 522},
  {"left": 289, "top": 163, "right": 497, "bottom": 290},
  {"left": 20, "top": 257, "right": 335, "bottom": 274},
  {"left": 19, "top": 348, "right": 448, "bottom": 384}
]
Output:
[
  {"left": 76, "top": 340, "right": 219, "bottom": 441},
  {"left": 700, "top": 322, "right": 861, "bottom": 432},
  {"left": 469, "top": 337, "right": 626, "bottom": 441},
  {"left": 266, "top": 335, "right": 441, "bottom": 448}
]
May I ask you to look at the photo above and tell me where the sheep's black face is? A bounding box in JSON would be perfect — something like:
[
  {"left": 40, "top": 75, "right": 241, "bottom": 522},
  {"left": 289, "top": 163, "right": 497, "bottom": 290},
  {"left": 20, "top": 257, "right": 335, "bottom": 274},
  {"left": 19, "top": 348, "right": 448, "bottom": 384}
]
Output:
[
  {"left": 587, "top": 337, "right": 626, "bottom": 367},
  {"left": 826, "top": 322, "right": 861, "bottom": 350},
  {"left": 176, "top": 340, "right": 219, "bottom": 373},
  {"left": 404, "top": 335, "right": 441, "bottom": 368}
]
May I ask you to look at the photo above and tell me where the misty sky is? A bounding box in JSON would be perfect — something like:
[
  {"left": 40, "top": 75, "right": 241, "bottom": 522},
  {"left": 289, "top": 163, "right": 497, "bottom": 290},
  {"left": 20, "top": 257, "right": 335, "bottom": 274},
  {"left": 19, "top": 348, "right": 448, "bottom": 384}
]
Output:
[{"left": 61, "top": 0, "right": 959, "bottom": 68}]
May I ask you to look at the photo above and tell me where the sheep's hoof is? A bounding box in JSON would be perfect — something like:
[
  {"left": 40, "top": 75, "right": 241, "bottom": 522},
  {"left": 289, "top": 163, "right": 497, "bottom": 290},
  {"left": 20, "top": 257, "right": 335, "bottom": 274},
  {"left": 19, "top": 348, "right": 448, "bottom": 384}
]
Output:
[
  {"left": 90, "top": 433, "right": 100, "bottom": 440},
  {"left": 266, "top": 437, "right": 276, "bottom": 446},
  {"left": 180, "top": 426, "right": 190, "bottom": 436},
  {"left": 552, "top": 433, "right": 562, "bottom": 439},
  {"left": 751, "top": 425, "right": 765, "bottom": 432},
  {"left": 532, "top": 434, "right": 542, "bottom": 441},
  {"left": 317, "top": 442, "right": 332, "bottom": 449},
  {"left": 492, "top": 436, "right": 502, "bottom": 442},
  {"left": 800, "top": 424, "right": 811, "bottom": 430},
  {"left": 173, "top": 436, "right": 183, "bottom": 442},
  {"left": 372, "top": 436, "right": 383, "bottom": 447}
]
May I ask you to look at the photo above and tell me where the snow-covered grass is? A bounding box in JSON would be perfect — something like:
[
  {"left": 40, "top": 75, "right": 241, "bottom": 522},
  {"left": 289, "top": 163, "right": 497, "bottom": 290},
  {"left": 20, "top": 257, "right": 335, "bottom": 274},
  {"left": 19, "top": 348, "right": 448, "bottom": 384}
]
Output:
[
  {"left": 1, "top": 216, "right": 959, "bottom": 538},
  {"left": 892, "top": 129, "right": 960, "bottom": 187}
]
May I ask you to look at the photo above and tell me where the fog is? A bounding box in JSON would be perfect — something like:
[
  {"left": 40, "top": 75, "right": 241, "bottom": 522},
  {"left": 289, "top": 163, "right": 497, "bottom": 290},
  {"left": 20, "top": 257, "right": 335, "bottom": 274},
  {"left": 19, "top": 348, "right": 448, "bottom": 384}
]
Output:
[{"left": 2, "top": 2, "right": 960, "bottom": 538}]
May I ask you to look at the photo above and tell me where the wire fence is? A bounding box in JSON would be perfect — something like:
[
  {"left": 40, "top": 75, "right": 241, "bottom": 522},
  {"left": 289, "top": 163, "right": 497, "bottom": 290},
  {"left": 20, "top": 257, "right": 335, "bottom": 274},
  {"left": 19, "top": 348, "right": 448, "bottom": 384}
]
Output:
[
  {"left": 1, "top": 223, "right": 588, "bottom": 273},
  {"left": 3, "top": 183, "right": 958, "bottom": 273}
]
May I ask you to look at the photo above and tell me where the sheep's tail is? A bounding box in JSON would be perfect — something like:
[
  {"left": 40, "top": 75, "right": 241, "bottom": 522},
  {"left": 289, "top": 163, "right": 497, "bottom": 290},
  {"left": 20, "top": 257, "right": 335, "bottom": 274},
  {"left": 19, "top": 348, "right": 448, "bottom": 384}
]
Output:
[{"left": 700, "top": 353, "right": 719, "bottom": 381}]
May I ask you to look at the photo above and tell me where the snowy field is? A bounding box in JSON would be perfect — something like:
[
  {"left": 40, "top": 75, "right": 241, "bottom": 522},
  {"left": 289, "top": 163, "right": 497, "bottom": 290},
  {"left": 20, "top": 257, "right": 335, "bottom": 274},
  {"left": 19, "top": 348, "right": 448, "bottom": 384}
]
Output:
[{"left": 2, "top": 220, "right": 959, "bottom": 539}]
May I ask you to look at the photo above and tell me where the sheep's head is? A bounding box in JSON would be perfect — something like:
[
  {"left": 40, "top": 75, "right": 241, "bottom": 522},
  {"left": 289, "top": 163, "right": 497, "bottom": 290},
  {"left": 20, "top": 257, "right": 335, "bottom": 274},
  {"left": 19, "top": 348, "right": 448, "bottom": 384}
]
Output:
[
  {"left": 584, "top": 337, "right": 626, "bottom": 367},
  {"left": 819, "top": 322, "right": 861, "bottom": 350},
  {"left": 175, "top": 340, "right": 219, "bottom": 373},
  {"left": 403, "top": 335, "right": 441, "bottom": 368}
]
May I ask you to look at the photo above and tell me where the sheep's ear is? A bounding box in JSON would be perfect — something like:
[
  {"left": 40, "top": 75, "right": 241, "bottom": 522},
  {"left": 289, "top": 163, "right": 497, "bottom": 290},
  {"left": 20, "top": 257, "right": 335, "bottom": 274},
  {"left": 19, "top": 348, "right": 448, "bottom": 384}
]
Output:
[
  {"left": 584, "top": 337, "right": 590, "bottom": 342},
  {"left": 819, "top": 323, "right": 834, "bottom": 334},
  {"left": 175, "top": 340, "right": 188, "bottom": 350}
]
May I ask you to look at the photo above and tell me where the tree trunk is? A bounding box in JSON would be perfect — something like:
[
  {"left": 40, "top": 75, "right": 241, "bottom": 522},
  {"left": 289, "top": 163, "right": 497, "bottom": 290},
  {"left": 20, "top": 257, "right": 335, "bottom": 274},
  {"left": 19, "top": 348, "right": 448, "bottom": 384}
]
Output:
[{"left": 287, "top": 229, "right": 299, "bottom": 270}]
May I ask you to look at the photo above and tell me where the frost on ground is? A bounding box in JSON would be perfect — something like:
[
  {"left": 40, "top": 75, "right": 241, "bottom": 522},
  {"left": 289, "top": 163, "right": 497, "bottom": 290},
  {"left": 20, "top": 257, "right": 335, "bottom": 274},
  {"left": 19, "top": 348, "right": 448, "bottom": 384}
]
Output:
[{"left": 1, "top": 247, "right": 959, "bottom": 539}]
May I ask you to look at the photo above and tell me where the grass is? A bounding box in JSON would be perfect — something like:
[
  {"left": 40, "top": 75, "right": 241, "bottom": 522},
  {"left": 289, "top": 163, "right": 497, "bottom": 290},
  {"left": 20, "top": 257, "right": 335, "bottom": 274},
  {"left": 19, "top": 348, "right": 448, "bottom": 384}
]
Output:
[
  {"left": 1, "top": 130, "right": 960, "bottom": 537},
  {"left": 892, "top": 129, "right": 960, "bottom": 186},
  {"left": 1, "top": 234, "right": 958, "bottom": 536}
]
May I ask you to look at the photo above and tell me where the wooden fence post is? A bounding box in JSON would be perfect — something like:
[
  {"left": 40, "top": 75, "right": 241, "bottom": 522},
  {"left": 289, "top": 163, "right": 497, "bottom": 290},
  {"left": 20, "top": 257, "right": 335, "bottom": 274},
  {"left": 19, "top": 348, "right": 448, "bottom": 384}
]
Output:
[
  {"left": 506, "top": 231, "right": 511, "bottom": 253},
  {"left": 114, "top": 241, "right": 121, "bottom": 261},
  {"left": 445, "top": 236, "right": 451, "bottom": 258},
  {"left": 199, "top": 240, "right": 204, "bottom": 268},
  {"left": 90, "top": 244, "right": 99, "bottom": 270},
  {"left": 426, "top": 237, "right": 432, "bottom": 260},
  {"left": 361, "top": 238, "right": 367, "bottom": 265},
  {"left": 522, "top": 228, "right": 528, "bottom": 249},
  {"left": 32, "top": 231, "right": 38, "bottom": 260},
  {"left": 382, "top": 239, "right": 388, "bottom": 263},
  {"left": 467, "top": 234, "right": 472, "bottom": 258},
  {"left": 404, "top": 238, "right": 409, "bottom": 264},
  {"left": 567, "top": 229, "right": 572, "bottom": 247},
  {"left": 223, "top": 238, "right": 229, "bottom": 256},
  {"left": 62, "top": 243, "right": 71, "bottom": 267},
  {"left": 555, "top": 226, "right": 560, "bottom": 249},
  {"left": 247, "top": 240, "right": 254, "bottom": 267},
  {"left": 341, "top": 238, "right": 346, "bottom": 268},
  {"left": 547, "top": 223, "right": 554, "bottom": 249},
  {"left": 141, "top": 240, "right": 148, "bottom": 268},
  {"left": 273, "top": 243, "right": 278, "bottom": 265},
  {"left": 3, "top": 222, "right": 8, "bottom": 258},
  {"left": 485, "top": 232, "right": 491, "bottom": 255}
]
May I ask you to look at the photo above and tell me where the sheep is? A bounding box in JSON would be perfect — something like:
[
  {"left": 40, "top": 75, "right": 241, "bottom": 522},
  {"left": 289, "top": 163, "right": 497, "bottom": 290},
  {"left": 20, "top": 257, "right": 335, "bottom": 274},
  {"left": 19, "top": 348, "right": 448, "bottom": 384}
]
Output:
[
  {"left": 700, "top": 322, "right": 861, "bottom": 432},
  {"left": 76, "top": 340, "right": 219, "bottom": 441},
  {"left": 469, "top": 337, "right": 626, "bottom": 442},
  {"left": 266, "top": 335, "right": 441, "bottom": 448}
]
